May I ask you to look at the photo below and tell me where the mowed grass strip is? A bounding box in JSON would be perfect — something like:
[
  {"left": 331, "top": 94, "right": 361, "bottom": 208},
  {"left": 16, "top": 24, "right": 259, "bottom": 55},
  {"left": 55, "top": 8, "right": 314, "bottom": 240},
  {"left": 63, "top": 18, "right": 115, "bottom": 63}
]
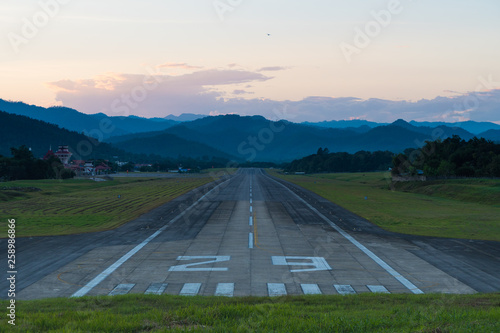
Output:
[
  {"left": 0, "top": 176, "right": 214, "bottom": 237},
  {"left": 2, "top": 293, "right": 499, "bottom": 332},
  {"left": 269, "top": 171, "right": 500, "bottom": 242}
]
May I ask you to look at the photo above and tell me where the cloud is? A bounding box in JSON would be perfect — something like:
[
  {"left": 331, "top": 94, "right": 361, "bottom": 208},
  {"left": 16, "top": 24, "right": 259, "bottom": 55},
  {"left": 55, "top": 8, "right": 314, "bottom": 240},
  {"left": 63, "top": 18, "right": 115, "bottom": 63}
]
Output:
[
  {"left": 232, "top": 89, "right": 253, "bottom": 95},
  {"left": 47, "top": 67, "right": 500, "bottom": 124},
  {"left": 212, "top": 91, "right": 500, "bottom": 123},
  {"left": 47, "top": 69, "right": 272, "bottom": 117},
  {"left": 209, "top": 110, "right": 236, "bottom": 116},
  {"left": 257, "top": 66, "right": 290, "bottom": 72},
  {"left": 156, "top": 62, "right": 203, "bottom": 70}
]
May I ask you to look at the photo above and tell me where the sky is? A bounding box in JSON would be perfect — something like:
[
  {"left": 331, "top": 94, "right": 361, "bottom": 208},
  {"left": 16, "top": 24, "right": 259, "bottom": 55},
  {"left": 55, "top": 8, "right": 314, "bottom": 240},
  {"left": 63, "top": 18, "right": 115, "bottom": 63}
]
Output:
[{"left": 1, "top": 0, "right": 500, "bottom": 123}]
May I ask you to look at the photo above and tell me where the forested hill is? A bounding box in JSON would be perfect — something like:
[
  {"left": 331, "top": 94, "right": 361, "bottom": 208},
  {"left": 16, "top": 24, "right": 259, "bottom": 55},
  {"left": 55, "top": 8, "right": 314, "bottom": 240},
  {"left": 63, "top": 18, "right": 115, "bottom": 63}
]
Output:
[
  {"left": 285, "top": 149, "right": 394, "bottom": 173},
  {"left": 393, "top": 136, "right": 500, "bottom": 177},
  {"left": 0, "top": 111, "right": 132, "bottom": 161}
]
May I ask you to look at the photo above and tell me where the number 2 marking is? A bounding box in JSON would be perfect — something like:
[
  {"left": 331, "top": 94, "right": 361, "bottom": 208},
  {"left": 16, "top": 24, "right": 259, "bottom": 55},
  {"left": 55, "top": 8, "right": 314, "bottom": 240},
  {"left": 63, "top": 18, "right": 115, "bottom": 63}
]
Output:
[{"left": 168, "top": 256, "right": 230, "bottom": 272}]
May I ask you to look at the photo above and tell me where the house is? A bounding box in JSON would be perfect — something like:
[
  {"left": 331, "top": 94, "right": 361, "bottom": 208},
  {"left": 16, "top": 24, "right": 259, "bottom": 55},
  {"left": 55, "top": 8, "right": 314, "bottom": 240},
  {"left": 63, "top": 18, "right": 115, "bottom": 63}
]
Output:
[
  {"left": 95, "top": 163, "right": 112, "bottom": 175},
  {"left": 84, "top": 161, "right": 95, "bottom": 175}
]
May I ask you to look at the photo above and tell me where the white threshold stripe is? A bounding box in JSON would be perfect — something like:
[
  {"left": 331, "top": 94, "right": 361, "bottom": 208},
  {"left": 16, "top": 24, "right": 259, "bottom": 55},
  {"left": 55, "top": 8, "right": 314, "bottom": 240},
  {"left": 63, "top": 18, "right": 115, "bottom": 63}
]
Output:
[
  {"left": 109, "top": 283, "right": 135, "bottom": 296},
  {"left": 367, "top": 285, "right": 390, "bottom": 293},
  {"left": 249, "top": 232, "right": 254, "bottom": 248},
  {"left": 301, "top": 283, "right": 322, "bottom": 295},
  {"left": 145, "top": 283, "right": 168, "bottom": 295},
  {"left": 215, "top": 283, "right": 234, "bottom": 297},
  {"left": 71, "top": 179, "right": 230, "bottom": 298},
  {"left": 334, "top": 284, "right": 356, "bottom": 295},
  {"left": 180, "top": 283, "right": 201, "bottom": 296},
  {"left": 266, "top": 175, "right": 424, "bottom": 295},
  {"left": 268, "top": 283, "right": 287, "bottom": 296}
]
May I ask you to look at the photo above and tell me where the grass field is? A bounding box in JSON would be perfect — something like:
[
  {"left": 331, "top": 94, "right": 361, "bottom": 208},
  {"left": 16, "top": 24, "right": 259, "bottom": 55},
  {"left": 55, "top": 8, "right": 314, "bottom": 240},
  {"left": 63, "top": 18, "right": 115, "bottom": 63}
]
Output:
[
  {"left": 269, "top": 170, "right": 500, "bottom": 242},
  {"left": 2, "top": 293, "right": 499, "bottom": 332},
  {"left": 0, "top": 175, "right": 216, "bottom": 237}
]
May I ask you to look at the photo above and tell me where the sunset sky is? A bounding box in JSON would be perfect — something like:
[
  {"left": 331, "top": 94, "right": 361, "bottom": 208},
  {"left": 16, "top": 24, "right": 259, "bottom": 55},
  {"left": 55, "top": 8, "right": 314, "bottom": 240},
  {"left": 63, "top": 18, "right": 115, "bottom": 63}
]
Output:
[{"left": 1, "top": 0, "right": 500, "bottom": 123}]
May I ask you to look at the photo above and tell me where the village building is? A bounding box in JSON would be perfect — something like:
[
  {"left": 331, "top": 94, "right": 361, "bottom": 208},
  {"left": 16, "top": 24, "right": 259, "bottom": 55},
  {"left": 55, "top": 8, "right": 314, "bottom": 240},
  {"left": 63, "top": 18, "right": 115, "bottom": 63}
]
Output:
[
  {"left": 43, "top": 145, "right": 72, "bottom": 167},
  {"left": 42, "top": 145, "right": 112, "bottom": 176}
]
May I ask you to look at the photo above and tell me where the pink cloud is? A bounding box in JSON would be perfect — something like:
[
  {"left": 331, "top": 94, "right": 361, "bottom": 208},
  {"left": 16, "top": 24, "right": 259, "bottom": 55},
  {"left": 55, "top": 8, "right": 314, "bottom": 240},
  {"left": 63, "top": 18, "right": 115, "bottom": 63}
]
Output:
[
  {"left": 257, "top": 66, "right": 290, "bottom": 72},
  {"left": 46, "top": 69, "right": 272, "bottom": 117},
  {"left": 156, "top": 62, "right": 203, "bottom": 70}
]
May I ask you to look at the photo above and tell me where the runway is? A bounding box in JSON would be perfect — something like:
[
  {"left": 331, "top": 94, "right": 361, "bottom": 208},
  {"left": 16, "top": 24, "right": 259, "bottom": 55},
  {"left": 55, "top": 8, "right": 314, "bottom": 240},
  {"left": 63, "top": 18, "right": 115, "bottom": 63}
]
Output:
[{"left": 2, "top": 168, "right": 500, "bottom": 299}]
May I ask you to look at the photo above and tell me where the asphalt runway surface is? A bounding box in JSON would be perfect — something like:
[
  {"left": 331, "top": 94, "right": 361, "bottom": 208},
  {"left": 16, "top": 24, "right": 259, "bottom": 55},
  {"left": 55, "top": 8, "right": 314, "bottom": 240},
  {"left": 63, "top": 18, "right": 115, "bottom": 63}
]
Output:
[{"left": 2, "top": 168, "right": 499, "bottom": 299}]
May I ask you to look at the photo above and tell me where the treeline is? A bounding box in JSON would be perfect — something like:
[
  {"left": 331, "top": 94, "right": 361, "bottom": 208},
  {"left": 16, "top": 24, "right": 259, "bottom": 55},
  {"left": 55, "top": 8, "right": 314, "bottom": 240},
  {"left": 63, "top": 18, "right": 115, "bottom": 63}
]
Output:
[
  {"left": 393, "top": 136, "right": 500, "bottom": 177},
  {"left": 0, "top": 146, "right": 74, "bottom": 181},
  {"left": 284, "top": 148, "right": 394, "bottom": 173}
]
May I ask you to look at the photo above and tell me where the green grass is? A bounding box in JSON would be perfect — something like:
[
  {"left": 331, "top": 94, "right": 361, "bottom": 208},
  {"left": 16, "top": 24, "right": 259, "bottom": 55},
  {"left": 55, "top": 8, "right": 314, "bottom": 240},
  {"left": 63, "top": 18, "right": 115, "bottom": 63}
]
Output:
[
  {"left": 2, "top": 293, "right": 499, "bottom": 332},
  {"left": 270, "top": 170, "right": 500, "bottom": 242},
  {"left": 0, "top": 176, "right": 215, "bottom": 237},
  {"left": 201, "top": 167, "right": 238, "bottom": 176}
]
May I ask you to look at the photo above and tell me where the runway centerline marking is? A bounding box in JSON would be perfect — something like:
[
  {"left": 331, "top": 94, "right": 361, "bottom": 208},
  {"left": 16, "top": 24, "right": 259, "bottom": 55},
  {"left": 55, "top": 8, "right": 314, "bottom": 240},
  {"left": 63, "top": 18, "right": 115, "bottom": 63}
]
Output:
[
  {"left": 265, "top": 174, "right": 424, "bottom": 295},
  {"left": 253, "top": 213, "right": 258, "bottom": 246},
  {"left": 71, "top": 178, "right": 230, "bottom": 298}
]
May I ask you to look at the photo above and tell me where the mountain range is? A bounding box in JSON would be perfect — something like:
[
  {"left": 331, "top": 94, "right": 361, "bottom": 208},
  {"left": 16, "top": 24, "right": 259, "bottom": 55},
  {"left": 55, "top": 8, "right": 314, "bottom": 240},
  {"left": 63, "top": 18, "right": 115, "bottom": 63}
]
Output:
[{"left": 1, "top": 99, "right": 499, "bottom": 163}]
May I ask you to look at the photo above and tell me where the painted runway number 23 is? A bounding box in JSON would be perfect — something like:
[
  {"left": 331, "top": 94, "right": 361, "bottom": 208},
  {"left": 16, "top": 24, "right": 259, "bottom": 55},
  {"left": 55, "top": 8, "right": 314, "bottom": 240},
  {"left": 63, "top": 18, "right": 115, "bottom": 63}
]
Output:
[{"left": 168, "top": 256, "right": 331, "bottom": 273}]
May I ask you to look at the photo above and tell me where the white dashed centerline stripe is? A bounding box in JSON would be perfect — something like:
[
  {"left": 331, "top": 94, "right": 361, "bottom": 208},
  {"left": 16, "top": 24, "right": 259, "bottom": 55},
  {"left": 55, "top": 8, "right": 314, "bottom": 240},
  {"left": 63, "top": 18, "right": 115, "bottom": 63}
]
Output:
[
  {"left": 266, "top": 175, "right": 424, "bottom": 295},
  {"left": 249, "top": 232, "right": 254, "bottom": 249},
  {"left": 71, "top": 179, "right": 230, "bottom": 298},
  {"left": 249, "top": 216, "right": 253, "bottom": 226},
  {"left": 250, "top": 206, "right": 253, "bottom": 213}
]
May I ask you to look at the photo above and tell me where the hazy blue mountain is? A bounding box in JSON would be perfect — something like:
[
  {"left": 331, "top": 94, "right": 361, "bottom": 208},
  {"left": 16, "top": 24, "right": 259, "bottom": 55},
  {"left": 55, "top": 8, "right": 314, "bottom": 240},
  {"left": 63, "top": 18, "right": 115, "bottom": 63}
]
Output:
[
  {"left": 303, "top": 119, "right": 385, "bottom": 129},
  {"left": 164, "top": 113, "right": 207, "bottom": 122},
  {"left": 305, "top": 119, "right": 500, "bottom": 135},
  {"left": 104, "top": 129, "right": 167, "bottom": 144},
  {"left": 112, "top": 132, "right": 237, "bottom": 160},
  {"left": 110, "top": 116, "right": 480, "bottom": 162},
  {"left": 409, "top": 120, "right": 500, "bottom": 134},
  {"left": 391, "top": 119, "right": 475, "bottom": 141},
  {"left": 0, "top": 111, "right": 133, "bottom": 161},
  {"left": 89, "top": 113, "right": 177, "bottom": 134},
  {"left": 0, "top": 99, "right": 130, "bottom": 138},
  {"left": 0, "top": 99, "right": 177, "bottom": 139},
  {"left": 4, "top": 99, "right": 496, "bottom": 163},
  {"left": 478, "top": 129, "right": 500, "bottom": 142}
]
